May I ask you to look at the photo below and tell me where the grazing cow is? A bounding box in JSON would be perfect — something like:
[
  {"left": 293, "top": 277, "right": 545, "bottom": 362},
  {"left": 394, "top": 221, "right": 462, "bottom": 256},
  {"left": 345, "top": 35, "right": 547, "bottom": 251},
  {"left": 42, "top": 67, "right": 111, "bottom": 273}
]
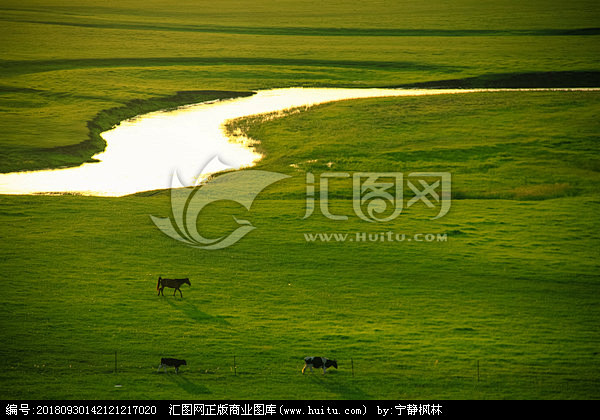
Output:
[
  {"left": 157, "top": 276, "right": 191, "bottom": 297},
  {"left": 302, "top": 357, "right": 338, "bottom": 374},
  {"left": 158, "top": 357, "right": 187, "bottom": 374}
]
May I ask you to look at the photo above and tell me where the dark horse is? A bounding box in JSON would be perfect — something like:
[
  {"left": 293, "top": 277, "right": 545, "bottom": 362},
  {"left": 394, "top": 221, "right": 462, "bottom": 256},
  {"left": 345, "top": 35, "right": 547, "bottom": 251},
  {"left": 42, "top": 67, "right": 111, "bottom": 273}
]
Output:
[{"left": 157, "top": 276, "right": 191, "bottom": 297}]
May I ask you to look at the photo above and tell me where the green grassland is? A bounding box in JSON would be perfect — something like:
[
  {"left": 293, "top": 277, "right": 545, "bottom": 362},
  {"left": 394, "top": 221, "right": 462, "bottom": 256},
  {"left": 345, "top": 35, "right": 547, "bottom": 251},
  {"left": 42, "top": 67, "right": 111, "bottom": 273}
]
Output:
[
  {"left": 1, "top": 0, "right": 599, "bottom": 171},
  {"left": 1, "top": 0, "right": 599, "bottom": 400},
  {"left": 1, "top": 91, "right": 599, "bottom": 399}
]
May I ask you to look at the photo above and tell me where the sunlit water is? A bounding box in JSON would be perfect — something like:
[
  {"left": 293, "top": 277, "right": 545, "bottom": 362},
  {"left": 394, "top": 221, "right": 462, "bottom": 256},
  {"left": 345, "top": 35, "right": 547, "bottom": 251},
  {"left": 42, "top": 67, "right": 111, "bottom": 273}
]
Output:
[{"left": 0, "top": 87, "right": 594, "bottom": 196}]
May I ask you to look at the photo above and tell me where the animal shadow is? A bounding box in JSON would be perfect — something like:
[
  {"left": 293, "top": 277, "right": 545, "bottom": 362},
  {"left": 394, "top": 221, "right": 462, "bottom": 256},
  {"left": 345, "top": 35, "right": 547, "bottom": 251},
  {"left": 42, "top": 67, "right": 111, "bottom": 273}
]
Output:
[
  {"left": 166, "top": 372, "right": 211, "bottom": 395},
  {"left": 166, "top": 299, "right": 231, "bottom": 325}
]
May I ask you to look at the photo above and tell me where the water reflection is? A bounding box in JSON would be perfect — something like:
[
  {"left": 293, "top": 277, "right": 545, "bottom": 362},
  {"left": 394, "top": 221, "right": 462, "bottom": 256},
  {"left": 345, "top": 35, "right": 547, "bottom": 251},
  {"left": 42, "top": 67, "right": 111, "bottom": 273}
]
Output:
[{"left": 0, "top": 87, "right": 481, "bottom": 196}]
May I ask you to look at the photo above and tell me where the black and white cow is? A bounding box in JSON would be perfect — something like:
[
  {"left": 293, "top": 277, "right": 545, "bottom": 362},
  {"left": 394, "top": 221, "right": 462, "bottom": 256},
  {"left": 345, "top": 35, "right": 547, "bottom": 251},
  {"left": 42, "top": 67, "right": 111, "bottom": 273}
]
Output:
[
  {"left": 302, "top": 357, "right": 338, "bottom": 374},
  {"left": 158, "top": 357, "right": 187, "bottom": 374}
]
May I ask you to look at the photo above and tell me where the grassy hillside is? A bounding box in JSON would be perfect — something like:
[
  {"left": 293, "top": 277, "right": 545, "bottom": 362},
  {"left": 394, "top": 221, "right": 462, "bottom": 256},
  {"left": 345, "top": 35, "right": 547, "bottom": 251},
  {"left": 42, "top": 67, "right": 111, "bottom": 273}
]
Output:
[
  {"left": 1, "top": 0, "right": 599, "bottom": 171},
  {"left": 1, "top": 0, "right": 599, "bottom": 401},
  {"left": 1, "top": 91, "right": 598, "bottom": 399}
]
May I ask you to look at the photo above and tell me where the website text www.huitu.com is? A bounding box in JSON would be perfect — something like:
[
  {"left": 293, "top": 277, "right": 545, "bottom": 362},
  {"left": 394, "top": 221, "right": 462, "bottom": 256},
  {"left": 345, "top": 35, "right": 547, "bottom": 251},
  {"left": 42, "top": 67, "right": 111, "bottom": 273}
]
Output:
[{"left": 303, "top": 231, "right": 448, "bottom": 243}]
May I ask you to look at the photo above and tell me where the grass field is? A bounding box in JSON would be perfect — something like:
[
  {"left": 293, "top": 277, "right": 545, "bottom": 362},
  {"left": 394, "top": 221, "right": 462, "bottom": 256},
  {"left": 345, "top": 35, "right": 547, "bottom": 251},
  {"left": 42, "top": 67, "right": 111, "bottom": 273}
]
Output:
[
  {"left": 1, "top": 0, "right": 599, "bottom": 400},
  {"left": 1, "top": 0, "right": 598, "bottom": 171}
]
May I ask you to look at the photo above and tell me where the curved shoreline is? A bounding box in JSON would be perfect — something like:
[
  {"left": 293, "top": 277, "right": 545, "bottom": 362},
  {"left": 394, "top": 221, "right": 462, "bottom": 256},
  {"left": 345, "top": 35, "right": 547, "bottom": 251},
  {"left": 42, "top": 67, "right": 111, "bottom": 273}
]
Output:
[
  {"left": 3, "top": 70, "right": 599, "bottom": 175},
  {"left": 0, "top": 90, "right": 255, "bottom": 174},
  {"left": 0, "top": 87, "right": 598, "bottom": 197}
]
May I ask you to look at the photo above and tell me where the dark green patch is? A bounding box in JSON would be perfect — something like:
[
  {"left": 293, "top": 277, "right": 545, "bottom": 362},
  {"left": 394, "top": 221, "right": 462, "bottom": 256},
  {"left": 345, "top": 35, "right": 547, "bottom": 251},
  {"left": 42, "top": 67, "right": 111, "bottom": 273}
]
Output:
[{"left": 395, "top": 71, "right": 600, "bottom": 88}]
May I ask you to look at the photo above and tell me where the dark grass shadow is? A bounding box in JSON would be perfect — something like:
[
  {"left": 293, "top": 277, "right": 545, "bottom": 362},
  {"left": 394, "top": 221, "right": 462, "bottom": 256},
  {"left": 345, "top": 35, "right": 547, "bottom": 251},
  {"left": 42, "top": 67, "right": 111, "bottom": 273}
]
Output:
[
  {"left": 392, "top": 70, "right": 600, "bottom": 89},
  {"left": 163, "top": 372, "right": 211, "bottom": 395},
  {"left": 165, "top": 299, "right": 231, "bottom": 325},
  {"left": 307, "top": 372, "right": 372, "bottom": 400},
  {"left": 0, "top": 57, "right": 465, "bottom": 76}
]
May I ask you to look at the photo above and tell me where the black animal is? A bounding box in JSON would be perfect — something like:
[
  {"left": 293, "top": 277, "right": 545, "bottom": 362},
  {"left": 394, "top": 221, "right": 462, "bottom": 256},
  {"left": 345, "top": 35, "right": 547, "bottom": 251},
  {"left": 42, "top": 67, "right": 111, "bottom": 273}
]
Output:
[
  {"left": 302, "top": 357, "right": 338, "bottom": 374},
  {"left": 158, "top": 357, "right": 187, "bottom": 374},
  {"left": 157, "top": 276, "right": 191, "bottom": 297}
]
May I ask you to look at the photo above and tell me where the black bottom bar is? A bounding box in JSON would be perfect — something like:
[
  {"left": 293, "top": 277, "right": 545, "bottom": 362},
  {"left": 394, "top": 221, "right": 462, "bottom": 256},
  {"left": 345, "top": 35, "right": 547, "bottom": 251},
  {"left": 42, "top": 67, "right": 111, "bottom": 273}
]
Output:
[{"left": 0, "top": 400, "right": 583, "bottom": 418}]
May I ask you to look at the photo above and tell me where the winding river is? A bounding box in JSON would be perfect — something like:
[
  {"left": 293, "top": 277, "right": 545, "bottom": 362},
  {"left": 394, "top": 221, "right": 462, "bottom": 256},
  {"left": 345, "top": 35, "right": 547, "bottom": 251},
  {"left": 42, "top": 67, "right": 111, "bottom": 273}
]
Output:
[{"left": 0, "top": 87, "right": 595, "bottom": 197}]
